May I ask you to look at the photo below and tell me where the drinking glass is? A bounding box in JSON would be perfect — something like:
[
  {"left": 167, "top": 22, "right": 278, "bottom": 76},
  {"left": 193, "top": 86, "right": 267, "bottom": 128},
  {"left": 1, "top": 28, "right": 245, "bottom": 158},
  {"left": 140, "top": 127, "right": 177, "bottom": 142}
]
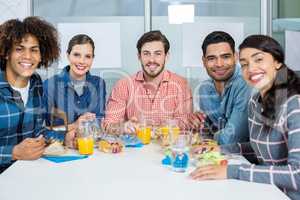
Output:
[
  {"left": 169, "top": 130, "right": 192, "bottom": 172},
  {"left": 77, "top": 121, "right": 94, "bottom": 155},
  {"left": 89, "top": 117, "right": 103, "bottom": 143}
]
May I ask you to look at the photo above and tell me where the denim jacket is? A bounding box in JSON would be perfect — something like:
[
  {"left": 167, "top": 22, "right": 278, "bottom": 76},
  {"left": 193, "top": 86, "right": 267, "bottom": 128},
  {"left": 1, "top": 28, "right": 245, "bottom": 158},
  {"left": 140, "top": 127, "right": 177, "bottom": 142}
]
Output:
[
  {"left": 43, "top": 66, "right": 106, "bottom": 126},
  {"left": 199, "top": 66, "right": 251, "bottom": 144}
]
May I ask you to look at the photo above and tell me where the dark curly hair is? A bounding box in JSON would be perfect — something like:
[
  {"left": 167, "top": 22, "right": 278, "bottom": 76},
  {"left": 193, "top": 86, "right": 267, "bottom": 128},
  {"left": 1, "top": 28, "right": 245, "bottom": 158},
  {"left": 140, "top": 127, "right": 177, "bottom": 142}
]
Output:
[{"left": 0, "top": 16, "right": 60, "bottom": 70}]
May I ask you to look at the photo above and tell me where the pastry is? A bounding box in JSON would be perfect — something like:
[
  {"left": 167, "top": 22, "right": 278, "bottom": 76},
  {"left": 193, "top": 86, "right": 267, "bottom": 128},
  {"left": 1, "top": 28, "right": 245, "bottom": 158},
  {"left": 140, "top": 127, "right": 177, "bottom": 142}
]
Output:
[
  {"left": 98, "top": 140, "right": 123, "bottom": 153},
  {"left": 44, "top": 141, "right": 66, "bottom": 156}
]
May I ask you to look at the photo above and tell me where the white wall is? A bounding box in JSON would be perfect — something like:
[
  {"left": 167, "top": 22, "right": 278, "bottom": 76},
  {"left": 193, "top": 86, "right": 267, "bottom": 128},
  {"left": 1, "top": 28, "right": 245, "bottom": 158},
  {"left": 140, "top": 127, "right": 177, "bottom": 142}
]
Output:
[
  {"left": 31, "top": 1, "right": 262, "bottom": 97},
  {"left": 0, "top": 0, "right": 31, "bottom": 24}
]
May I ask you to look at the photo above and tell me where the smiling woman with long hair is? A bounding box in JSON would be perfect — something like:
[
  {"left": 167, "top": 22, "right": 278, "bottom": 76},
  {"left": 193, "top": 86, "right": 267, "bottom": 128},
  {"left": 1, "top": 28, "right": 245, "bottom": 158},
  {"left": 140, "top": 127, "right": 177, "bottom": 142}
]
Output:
[{"left": 190, "top": 35, "right": 300, "bottom": 200}]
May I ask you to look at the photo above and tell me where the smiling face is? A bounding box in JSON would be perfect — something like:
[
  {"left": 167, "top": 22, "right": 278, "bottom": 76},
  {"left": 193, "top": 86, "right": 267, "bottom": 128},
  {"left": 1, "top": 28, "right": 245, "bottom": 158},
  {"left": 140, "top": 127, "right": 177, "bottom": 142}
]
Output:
[
  {"left": 239, "top": 47, "right": 282, "bottom": 96},
  {"left": 67, "top": 43, "right": 94, "bottom": 80},
  {"left": 138, "top": 41, "right": 169, "bottom": 81},
  {"left": 202, "top": 42, "right": 237, "bottom": 82},
  {"left": 5, "top": 34, "right": 41, "bottom": 87}
]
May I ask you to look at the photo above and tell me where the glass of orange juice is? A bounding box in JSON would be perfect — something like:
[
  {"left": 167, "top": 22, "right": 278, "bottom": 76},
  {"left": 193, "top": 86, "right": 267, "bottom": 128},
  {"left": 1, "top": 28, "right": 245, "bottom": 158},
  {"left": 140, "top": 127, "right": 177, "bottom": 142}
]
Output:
[
  {"left": 159, "top": 119, "right": 180, "bottom": 146},
  {"left": 77, "top": 137, "right": 94, "bottom": 155},
  {"left": 158, "top": 126, "right": 170, "bottom": 146},
  {"left": 136, "top": 126, "right": 152, "bottom": 145},
  {"left": 77, "top": 121, "right": 94, "bottom": 155}
]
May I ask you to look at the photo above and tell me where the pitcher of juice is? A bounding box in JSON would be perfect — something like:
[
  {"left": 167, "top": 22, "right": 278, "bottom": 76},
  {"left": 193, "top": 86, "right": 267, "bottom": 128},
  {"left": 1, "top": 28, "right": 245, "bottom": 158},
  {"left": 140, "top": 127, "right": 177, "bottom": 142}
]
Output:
[{"left": 77, "top": 121, "right": 94, "bottom": 155}]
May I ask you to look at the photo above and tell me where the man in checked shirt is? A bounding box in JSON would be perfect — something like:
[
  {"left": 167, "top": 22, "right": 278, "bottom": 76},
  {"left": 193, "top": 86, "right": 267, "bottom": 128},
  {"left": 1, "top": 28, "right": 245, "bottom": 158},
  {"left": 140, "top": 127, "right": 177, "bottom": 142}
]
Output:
[
  {"left": 0, "top": 17, "right": 60, "bottom": 173},
  {"left": 103, "top": 30, "right": 196, "bottom": 134}
]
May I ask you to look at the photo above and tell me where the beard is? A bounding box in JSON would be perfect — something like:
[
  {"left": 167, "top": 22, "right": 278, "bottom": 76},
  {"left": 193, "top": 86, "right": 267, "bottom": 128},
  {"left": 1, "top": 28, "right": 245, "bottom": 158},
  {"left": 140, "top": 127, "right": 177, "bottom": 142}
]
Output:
[{"left": 141, "top": 61, "right": 165, "bottom": 79}]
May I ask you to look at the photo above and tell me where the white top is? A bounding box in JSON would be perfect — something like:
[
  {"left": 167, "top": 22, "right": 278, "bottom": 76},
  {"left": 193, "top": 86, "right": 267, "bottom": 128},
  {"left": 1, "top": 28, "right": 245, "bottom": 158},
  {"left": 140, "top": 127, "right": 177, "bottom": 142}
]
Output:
[
  {"left": 11, "top": 82, "right": 30, "bottom": 106},
  {"left": 0, "top": 144, "right": 289, "bottom": 200}
]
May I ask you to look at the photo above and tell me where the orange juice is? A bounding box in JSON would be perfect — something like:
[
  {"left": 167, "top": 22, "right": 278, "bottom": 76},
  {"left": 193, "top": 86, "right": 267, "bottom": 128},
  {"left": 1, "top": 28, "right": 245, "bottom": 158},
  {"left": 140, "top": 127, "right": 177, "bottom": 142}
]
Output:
[
  {"left": 77, "top": 137, "right": 94, "bottom": 155},
  {"left": 172, "top": 127, "right": 180, "bottom": 139},
  {"left": 159, "top": 126, "right": 170, "bottom": 146},
  {"left": 160, "top": 126, "right": 169, "bottom": 136},
  {"left": 159, "top": 126, "right": 180, "bottom": 146},
  {"left": 159, "top": 126, "right": 180, "bottom": 136},
  {"left": 136, "top": 127, "right": 151, "bottom": 144}
]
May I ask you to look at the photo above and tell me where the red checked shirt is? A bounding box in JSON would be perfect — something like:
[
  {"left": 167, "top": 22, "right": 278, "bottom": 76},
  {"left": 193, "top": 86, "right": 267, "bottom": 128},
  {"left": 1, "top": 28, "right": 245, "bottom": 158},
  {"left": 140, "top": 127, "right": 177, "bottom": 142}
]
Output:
[{"left": 104, "top": 70, "right": 193, "bottom": 127}]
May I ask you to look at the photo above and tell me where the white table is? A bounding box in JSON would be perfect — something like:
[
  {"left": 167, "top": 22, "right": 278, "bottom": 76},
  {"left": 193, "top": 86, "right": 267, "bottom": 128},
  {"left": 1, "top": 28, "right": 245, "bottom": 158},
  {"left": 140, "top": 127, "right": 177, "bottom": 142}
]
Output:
[{"left": 0, "top": 144, "right": 289, "bottom": 200}]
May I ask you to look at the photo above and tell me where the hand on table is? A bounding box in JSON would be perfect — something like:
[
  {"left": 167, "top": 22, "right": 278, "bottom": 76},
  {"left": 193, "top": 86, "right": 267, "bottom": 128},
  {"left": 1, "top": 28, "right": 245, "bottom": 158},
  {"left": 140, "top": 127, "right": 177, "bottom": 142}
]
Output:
[
  {"left": 185, "top": 112, "right": 206, "bottom": 130},
  {"left": 12, "top": 135, "right": 46, "bottom": 160},
  {"left": 68, "top": 112, "right": 96, "bottom": 131},
  {"left": 124, "top": 117, "right": 139, "bottom": 134},
  {"left": 64, "top": 128, "right": 77, "bottom": 149},
  {"left": 189, "top": 142, "right": 227, "bottom": 181},
  {"left": 189, "top": 164, "right": 227, "bottom": 181},
  {"left": 77, "top": 112, "right": 96, "bottom": 122},
  {"left": 105, "top": 123, "right": 122, "bottom": 135}
]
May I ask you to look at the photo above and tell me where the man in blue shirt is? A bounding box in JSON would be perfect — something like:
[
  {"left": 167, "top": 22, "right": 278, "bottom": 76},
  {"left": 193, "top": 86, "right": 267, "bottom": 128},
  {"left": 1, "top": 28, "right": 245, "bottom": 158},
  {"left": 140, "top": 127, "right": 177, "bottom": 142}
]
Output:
[
  {"left": 190, "top": 31, "right": 251, "bottom": 145},
  {"left": 0, "top": 17, "right": 60, "bottom": 173}
]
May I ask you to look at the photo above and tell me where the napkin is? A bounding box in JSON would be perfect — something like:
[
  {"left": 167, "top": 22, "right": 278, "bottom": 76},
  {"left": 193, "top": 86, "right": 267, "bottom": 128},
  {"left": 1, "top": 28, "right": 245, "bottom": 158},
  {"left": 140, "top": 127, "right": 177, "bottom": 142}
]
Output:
[{"left": 43, "top": 155, "right": 88, "bottom": 163}]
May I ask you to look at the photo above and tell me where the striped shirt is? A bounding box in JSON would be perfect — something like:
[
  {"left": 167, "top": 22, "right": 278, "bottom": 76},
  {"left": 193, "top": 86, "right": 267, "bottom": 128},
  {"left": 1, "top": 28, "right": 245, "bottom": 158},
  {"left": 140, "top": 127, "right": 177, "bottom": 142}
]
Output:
[
  {"left": 222, "top": 93, "right": 300, "bottom": 200},
  {"left": 103, "top": 70, "right": 193, "bottom": 127},
  {"left": 0, "top": 70, "right": 45, "bottom": 170}
]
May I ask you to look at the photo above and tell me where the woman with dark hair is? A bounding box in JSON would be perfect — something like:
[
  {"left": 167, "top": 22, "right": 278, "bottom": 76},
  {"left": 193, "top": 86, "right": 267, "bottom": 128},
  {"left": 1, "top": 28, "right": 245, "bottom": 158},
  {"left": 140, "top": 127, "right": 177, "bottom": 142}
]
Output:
[
  {"left": 190, "top": 35, "right": 300, "bottom": 200},
  {"left": 43, "top": 34, "right": 106, "bottom": 145}
]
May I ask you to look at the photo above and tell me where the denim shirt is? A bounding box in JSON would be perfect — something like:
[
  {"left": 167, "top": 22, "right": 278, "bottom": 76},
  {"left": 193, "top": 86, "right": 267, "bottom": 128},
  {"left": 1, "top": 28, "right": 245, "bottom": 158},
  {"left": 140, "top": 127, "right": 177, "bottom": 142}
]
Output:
[
  {"left": 43, "top": 66, "right": 106, "bottom": 126},
  {"left": 0, "top": 70, "right": 45, "bottom": 169},
  {"left": 199, "top": 66, "right": 251, "bottom": 144}
]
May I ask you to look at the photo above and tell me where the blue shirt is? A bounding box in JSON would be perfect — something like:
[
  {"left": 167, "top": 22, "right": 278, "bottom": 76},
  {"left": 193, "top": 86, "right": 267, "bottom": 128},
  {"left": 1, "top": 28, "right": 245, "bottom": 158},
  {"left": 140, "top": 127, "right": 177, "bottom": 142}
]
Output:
[
  {"left": 0, "top": 70, "right": 45, "bottom": 169},
  {"left": 199, "top": 66, "right": 251, "bottom": 144},
  {"left": 43, "top": 66, "right": 106, "bottom": 126}
]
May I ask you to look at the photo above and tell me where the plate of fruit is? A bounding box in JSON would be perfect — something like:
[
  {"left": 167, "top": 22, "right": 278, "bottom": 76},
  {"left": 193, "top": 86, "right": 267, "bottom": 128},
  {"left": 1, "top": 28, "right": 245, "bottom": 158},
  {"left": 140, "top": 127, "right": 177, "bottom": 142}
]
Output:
[{"left": 192, "top": 151, "right": 228, "bottom": 167}]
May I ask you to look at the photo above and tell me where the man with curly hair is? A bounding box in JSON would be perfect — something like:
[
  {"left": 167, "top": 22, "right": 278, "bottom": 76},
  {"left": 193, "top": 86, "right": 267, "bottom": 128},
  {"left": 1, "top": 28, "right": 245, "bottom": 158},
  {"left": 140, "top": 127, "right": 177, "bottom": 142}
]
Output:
[{"left": 0, "top": 16, "right": 60, "bottom": 173}]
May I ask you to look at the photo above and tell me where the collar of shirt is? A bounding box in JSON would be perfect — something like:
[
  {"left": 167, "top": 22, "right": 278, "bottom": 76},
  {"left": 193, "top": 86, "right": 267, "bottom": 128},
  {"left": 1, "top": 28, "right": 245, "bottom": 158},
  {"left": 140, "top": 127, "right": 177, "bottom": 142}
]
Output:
[
  {"left": 207, "top": 65, "right": 242, "bottom": 96},
  {"left": 134, "top": 70, "right": 171, "bottom": 83},
  {"left": 0, "top": 69, "right": 41, "bottom": 93},
  {"left": 0, "top": 71, "right": 10, "bottom": 89},
  {"left": 134, "top": 70, "right": 172, "bottom": 104},
  {"left": 0, "top": 69, "right": 42, "bottom": 112},
  {"left": 224, "top": 65, "right": 241, "bottom": 90},
  {"left": 59, "top": 65, "right": 92, "bottom": 89}
]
